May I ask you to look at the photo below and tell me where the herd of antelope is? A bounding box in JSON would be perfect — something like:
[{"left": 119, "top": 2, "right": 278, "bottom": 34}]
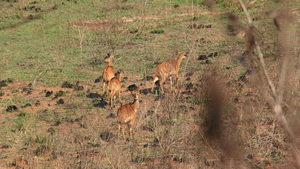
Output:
[{"left": 101, "top": 52, "right": 187, "bottom": 141}]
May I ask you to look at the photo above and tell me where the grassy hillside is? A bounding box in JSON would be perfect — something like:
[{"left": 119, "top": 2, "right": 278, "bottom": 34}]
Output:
[{"left": 0, "top": 0, "right": 300, "bottom": 168}]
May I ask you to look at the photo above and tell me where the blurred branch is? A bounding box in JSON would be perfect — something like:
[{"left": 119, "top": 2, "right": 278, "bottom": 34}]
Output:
[
  {"left": 238, "top": 0, "right": 300, "bottom": 167},
  {"left": 238, "top": 0, "right": 277, "bottom": 97}
]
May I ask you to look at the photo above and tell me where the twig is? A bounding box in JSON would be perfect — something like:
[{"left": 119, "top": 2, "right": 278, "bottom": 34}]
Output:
[
  {"left": 32, "top": 69, "right": 48, "bottom": 89},
  {"left": 165, "top": 131, "right": 192, "bottom": 153}
]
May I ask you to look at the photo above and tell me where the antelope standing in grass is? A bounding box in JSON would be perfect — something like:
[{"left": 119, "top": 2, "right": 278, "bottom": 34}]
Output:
[
  {"left": 151, "top": 52, "right": 187, "bottom": 93},
  {"left": 102, "top": 53, "right": 115, "bottom": 95},
  {"left": 117, "top": 91, "right": 139, "bottom": 141},
  {"left": 108, "top": 70, "right": 123, "bottom": 109}
]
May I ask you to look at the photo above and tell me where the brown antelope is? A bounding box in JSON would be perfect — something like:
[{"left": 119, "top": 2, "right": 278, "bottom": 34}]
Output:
[
  {"left": 151, "top": 52, "right": 187, "bottom": 93},
  {"left": 102, "top": 53, "right": 115, "bottom": 95},
  {"left": 108, "top": 70, "right": 123, "bottom": 109},
  {"left": 117, "top": 92, "right": 139, "bottom": 141}
]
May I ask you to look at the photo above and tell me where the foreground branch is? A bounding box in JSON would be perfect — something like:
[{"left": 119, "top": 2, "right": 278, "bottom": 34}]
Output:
[{"left": 238, "top": 0, "right": 300, "bottom": 167}]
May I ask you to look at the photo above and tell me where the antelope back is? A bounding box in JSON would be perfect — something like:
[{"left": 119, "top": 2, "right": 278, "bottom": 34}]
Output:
[
  {"left": 117, "top": 104, "right": 135, "bottom": 123},
  {"left": 103, "top": 66, "right": 115, "bottom": 82},
  {"left": 156, "top": 59, "right": 178, "bottom": 77},
  {"left": 108, "top": 77, "right": 120, "bottom": 91}
]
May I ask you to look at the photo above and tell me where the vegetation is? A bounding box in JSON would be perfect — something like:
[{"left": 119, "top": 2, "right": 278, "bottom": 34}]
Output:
[{"left": 0, "top": 0, "right": 299, "bottom": 168}]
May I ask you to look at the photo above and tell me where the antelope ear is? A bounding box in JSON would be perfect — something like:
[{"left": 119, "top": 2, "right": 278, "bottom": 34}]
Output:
[
  {"left": 104, "top": 53, "right": 110, "bottom": 59},
  {"left": 184, "top": 51, "right": 189, "bottom": 57},
  {"left": 175, "top": 50, "right": 180, "bottom": 55},
  {"left": 133, "top": 91, "right": 141, "bottom": 95},
  {"left": 110, "top": 54, "right": 115, "bottom": 58},
  {"left": 117, "top": 70, "right": 124, "bottom": 74}
]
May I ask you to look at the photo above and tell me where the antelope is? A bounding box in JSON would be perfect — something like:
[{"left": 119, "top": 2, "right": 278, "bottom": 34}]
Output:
[
  {"left": 117, "top": 92, "right": 139, "bottom": 141},
  {"left": 151, "top": 52, "right": 187, "bottom": 93},
  {"left": 108, "top": 70, "right": 123, "bottom": 109},
  {"left": 102, "top": 53, "right": 115, "bottom": 95}
]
